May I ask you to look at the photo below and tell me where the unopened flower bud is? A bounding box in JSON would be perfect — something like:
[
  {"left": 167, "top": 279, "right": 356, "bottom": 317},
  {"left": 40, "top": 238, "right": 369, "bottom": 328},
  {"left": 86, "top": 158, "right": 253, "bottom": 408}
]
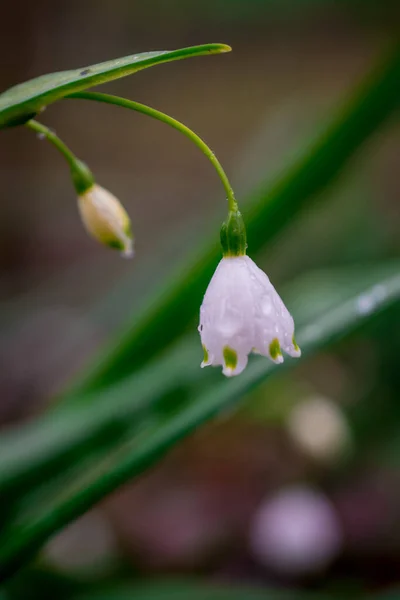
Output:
[{"left": 77, "top": 184, "right": 134, "bottom": 257}]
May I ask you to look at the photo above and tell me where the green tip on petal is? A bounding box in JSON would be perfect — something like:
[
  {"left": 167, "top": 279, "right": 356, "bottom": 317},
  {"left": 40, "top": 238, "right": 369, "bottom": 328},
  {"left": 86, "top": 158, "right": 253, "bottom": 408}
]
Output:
[
  {"left": 124, "top": 221, "right": 133, "bottom": 239},
  {"left": 223, "top": 345, "right": 238, "bottom": 370},
  {"left": 106, "top": 238, "right": 125, "bottom": 251},
  {"left": 202, "top": 344, "right": 209, "bottom": 364},
  {"left": 269, "top": 338, "right": 282, "bottom": 361},
  {"left": 292, "top": 334, "right": 300, "bottom": 352}
]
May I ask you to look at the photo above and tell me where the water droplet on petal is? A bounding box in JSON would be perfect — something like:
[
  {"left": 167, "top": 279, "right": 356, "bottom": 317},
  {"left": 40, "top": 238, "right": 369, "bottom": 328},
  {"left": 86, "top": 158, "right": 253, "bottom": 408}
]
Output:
[
  {"left": 262, "top": 298, "right": 272, "bottom": 315},
  {"left": 218, "top": 319, "right": 240, "bottom": 337}
]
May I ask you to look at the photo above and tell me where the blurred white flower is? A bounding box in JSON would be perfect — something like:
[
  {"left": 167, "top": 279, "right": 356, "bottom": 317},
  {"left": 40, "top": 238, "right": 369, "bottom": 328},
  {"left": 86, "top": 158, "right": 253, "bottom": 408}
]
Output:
[
  {"left": 78, "top": 184, "right": 133, "bottom": 257},
  {"left": 287, "top": 395, "right": 352, "bottom": 463},
  {"left": 250, "top": 486, "right": 343, "bottom": 575},
  {"left": 199, "top": 255, "right": 300, "bottom": 377}
]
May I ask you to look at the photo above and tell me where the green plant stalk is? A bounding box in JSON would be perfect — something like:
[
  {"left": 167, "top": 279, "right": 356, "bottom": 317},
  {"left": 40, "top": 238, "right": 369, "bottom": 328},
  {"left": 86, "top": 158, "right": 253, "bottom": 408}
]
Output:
[
  {"left": 62, "top": 43, "right": 400, "bottom": 396},
  {"left": 25, "top": 120, "right": 77, "bottom": 168},
  {"left": 0, "top": 271, "right": 399, "bottom": 580},
  {"left": 68, "top": 91, "right": 238, "bottom": 212}
]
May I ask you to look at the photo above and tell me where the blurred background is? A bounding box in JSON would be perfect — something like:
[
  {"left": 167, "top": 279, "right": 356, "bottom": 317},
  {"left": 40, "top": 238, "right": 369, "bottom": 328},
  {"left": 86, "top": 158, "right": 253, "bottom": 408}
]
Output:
[{"left": 0, "top": 0, "right": 399, "bottom": 597}]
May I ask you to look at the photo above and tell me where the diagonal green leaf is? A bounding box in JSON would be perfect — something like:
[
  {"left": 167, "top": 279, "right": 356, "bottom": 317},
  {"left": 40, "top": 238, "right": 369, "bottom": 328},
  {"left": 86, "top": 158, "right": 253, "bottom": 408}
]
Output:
[
  {"left": 0, "top": 43, "right": 230, "bottom": 128},
  {"left": 1, "top": 261, "right": 397, "bottom": 498},
  {"left": 0, "top": 339, "right": 203, "bottom": 497},
  {"left": 0, "top": 264, "right": 398, "bottom": 580},
  {"left": 62, "top": 43, "right": 400, "bottom": 397}
]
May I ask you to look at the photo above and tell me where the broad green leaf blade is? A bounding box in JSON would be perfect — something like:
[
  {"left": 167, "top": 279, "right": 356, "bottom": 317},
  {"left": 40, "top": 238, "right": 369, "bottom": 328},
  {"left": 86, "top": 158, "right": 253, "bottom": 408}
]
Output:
[
  {"left": 0, "top": 265, "right": 398, "bottom": 580},
  {"left": 0, "top": 43, "right": 230, "bottom": 128},
  {"left": 63, "top": 43, "right": 400, "bottom": 397}
]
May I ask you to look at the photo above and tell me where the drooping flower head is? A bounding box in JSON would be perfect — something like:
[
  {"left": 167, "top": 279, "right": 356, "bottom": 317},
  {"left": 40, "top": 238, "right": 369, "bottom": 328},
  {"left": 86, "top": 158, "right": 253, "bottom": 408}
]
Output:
[
  {"left": 199, "top": 209, "right": 300, "bottom": 377},
  {"left": 78, "top": 184, "right": 134, "bottom": 257},
  {"left": 70, "top": 158, "right": 134, "bottom": 258}
]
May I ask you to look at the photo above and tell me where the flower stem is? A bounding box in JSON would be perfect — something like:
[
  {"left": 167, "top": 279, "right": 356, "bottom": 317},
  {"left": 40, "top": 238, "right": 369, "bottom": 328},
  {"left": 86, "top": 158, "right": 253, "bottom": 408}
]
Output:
[
  {"left": 25, "top": 119, "right": 94, "bottom": 193},
  {"left": 67, "top": 91, "right": 238, "bottom": 213},
  {"left": 26, "top": 120, "right": 77, "bottom": 167}
]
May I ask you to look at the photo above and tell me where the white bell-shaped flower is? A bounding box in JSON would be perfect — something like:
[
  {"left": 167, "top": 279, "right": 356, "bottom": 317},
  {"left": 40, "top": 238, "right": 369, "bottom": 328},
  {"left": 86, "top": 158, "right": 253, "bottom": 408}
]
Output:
[{"left": 199, "top": 255, "right": 300, "bottom": 377}]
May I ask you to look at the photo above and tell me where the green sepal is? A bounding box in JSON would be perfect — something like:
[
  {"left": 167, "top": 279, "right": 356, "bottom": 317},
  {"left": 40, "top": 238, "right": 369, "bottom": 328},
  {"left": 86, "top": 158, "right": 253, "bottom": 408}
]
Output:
[
  {"left": 220, "top": 210, "right": 247, "bottom": 257},
  {"left": 71, "top": 159, "right": 95, "bottom": 195}
]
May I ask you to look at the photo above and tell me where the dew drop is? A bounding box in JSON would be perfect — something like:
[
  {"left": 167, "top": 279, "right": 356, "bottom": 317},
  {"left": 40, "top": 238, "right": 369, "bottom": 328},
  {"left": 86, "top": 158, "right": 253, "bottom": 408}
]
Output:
[
  {"left": 261, "top": 298, "right": 272, "bottom": 315},
  {"left": 357, "top": 284, "right": 387, "bottom": 315},
  {"left": 218, "top": 319, "right": 240, "bottom": 337}
]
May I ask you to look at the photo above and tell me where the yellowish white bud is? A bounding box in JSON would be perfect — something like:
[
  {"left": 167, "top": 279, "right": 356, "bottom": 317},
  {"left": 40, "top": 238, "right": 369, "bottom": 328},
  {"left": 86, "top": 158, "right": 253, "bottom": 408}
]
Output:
[{"left": 77, "top": 184, "right": 133, "bottom": 257}]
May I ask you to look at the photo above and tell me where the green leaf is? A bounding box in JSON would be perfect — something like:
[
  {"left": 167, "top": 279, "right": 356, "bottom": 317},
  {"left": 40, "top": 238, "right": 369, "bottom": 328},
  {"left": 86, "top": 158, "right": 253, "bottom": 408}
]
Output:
[
  {"left": 2, "top": 566, "right": 85, "bottom": 600},
  {"left": 62, "top": 43, "right": 400, "bottom": 397},
  {"left": 0, "top": 43, "right": 230, "bottom": 128},
  {"left": 69, "top": 580, "right": 339, "bottom": 600},
  {"left": 0, "top": 264, "right": 399, "bottom": 580},
  {"left": 375, "top": 591, "right": 400, "bottom": 600},
  {"left": 1, "top": 573, "right": 349, "bottom": 600},
  {"left": 68, "top": 581, "right": 398, "bottom": 600},
  {"left": 1, "top": 262, "right": 397, "bottom": 498}
]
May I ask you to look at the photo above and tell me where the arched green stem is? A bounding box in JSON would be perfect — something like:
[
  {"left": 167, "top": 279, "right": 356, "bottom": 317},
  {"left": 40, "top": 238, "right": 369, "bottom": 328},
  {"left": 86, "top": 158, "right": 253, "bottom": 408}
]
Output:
[
  {"left": 25, "top": 119, "right": 94, "bottom": 193},
  {"left": 26, "top": 120, "right": 76, "bottom": 167},
  {"left": 67, "top": 91, "right": 238, "bottom": 213}
]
